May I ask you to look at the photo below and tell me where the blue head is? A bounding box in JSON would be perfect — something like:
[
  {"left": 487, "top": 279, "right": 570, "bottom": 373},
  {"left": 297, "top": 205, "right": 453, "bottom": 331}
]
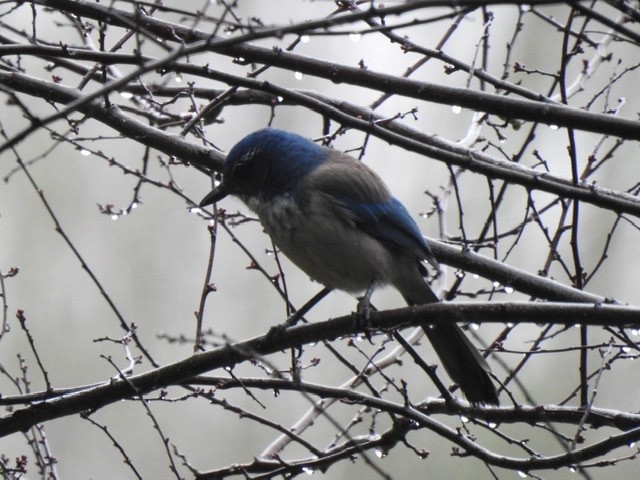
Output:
[{"left": 200, "top": 128, "right": 327, "bottom": 205}]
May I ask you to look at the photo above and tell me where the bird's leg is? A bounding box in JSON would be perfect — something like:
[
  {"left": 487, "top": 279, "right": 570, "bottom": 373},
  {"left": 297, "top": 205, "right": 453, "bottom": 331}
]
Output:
[
  {"left": 355, "top": 279, "right": 379, "bottom": 341},
  {"left": 357, "top": 279, "right": 378, "bottom": 319}
]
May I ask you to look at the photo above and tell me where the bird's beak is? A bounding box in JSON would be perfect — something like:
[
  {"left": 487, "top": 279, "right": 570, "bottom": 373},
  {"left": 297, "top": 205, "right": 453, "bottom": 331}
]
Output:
[{"left": 199, "top": 183, "right": 229, "bottom": 207}]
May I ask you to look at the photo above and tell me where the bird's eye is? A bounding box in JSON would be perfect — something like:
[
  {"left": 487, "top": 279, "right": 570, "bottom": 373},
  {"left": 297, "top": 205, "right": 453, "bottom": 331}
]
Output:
[
  {"left": 231, "top": 149, "right": 257, "bottom": 177},
  {"left": 228, "top": 148, "right": 264, "bottom": 187},
  {"left": 230, "top": 158, "right": 252, "bottom": 181}
]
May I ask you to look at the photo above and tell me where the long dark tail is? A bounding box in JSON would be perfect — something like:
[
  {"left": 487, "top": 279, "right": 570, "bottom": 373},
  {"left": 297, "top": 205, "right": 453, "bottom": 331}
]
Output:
[{"left": 402, "top": 282, "right": 499, "bottom": 405}]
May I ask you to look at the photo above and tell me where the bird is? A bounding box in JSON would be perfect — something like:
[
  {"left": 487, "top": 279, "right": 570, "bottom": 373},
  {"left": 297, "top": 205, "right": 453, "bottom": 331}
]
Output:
[{"left": 200, "top": 128, "right": 499, "bottom": 405}]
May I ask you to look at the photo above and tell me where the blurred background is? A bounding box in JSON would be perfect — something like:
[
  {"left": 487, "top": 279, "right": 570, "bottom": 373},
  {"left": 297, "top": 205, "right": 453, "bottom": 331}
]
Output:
[{"left": 1, "top": 1, "right": 639, "bottom": 478}]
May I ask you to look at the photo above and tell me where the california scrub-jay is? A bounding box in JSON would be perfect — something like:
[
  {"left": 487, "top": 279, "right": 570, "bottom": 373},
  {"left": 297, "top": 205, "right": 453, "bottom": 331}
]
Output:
[{"left": 200, "top": 128, "right": 498, "bottom": 405}]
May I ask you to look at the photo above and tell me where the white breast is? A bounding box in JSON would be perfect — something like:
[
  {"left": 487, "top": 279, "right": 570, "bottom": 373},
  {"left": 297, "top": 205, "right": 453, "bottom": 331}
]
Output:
[{"left": 244, "top": 193, "right": 399, "bottom": 293}]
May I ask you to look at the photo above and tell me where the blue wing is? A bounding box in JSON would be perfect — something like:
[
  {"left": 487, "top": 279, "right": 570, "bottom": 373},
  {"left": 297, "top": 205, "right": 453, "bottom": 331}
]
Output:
[
  {"left": 347, "top": 197, "right": 433, "bottom": 259},
  {"left": 302, "top": 151, "right": 436, "bottom": 265}
]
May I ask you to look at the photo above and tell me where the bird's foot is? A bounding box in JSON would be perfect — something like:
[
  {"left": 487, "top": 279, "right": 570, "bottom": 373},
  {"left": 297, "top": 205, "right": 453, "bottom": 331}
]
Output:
[
  {"left": 266, "top": 322, "right": 288, "bottom": 344},
  {"left": 355, "top": 295, "right": 376, "bottom": 343},
  {"left": 356, "top": 294, "right": 372, "bottom": 321},
  {"left": 354, "top": 280, "right": 379, "bottom": 343}
]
